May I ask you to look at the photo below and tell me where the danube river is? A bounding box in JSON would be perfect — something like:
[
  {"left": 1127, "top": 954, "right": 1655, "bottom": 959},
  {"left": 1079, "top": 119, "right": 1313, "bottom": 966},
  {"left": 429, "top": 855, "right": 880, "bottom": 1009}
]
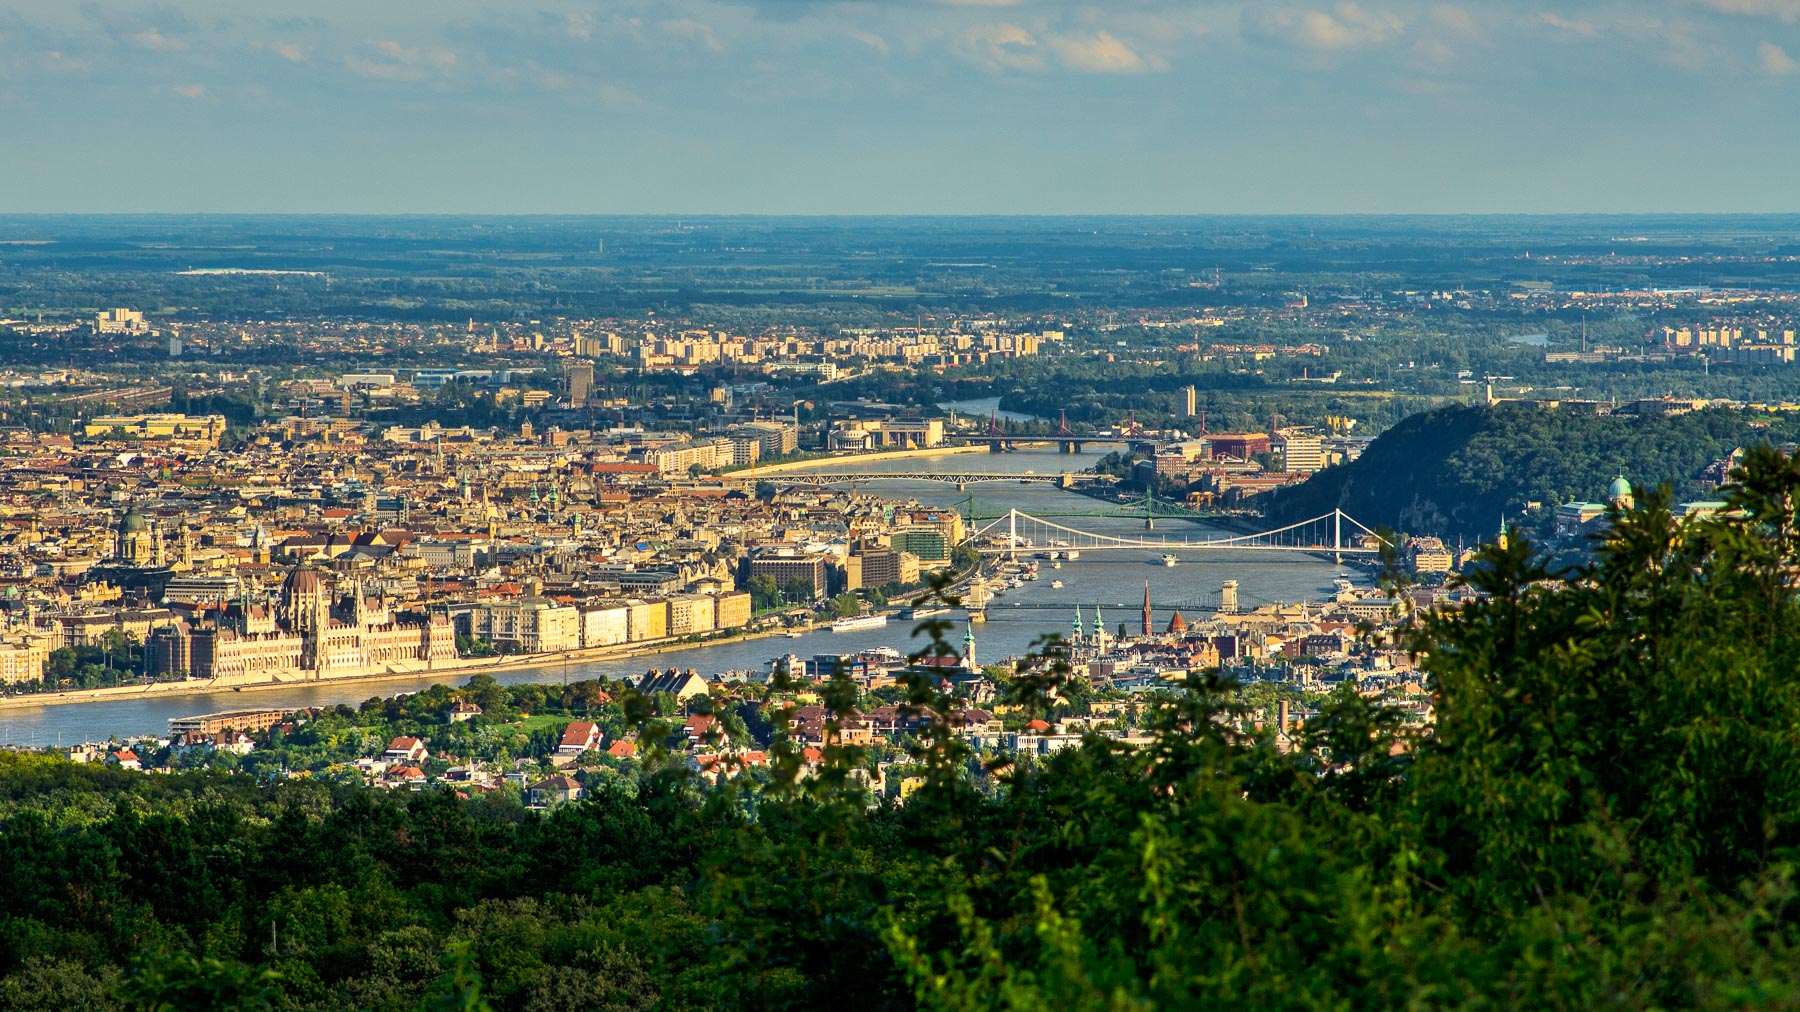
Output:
[{"left": 0, "top": 444, "right": 1361, "bottom": 745}]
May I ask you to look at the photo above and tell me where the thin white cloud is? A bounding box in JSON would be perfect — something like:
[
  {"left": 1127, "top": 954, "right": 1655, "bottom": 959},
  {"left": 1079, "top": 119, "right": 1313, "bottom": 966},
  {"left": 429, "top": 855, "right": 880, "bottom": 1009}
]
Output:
[
  {"left": 171, "top": 82, "right": 204, "bottom": 97},
  {"left": 1427, "top": 4, "right": 1475, "bottom": 35},
  {"left": 1696, "top": 0, "right": 1800, "bottom": 23},
  {"left": 660, "top": 18, "right": 725, "bottom": 53},
  {"left": 1048, "top": 31, "right": 1160, "bottom": 73},
  {"left": 1759, "top": 39, "right": 1799, "bottom": 72},
  {"left": 499, "top": 59, "right": 649, "bottom": 107},
  {"left": 1247, "top": 4, "right": 1405, "bottom": 51},
  {"left": 40, "top": 50, "right": 92, "bottom": 74},
  {"left": 129, "top": 28, "right": 184, "bottom": 52},
  {"left": 1530, "top": 13, "right": 1602, "bottom": 37},
  {"left": 268, "top": 41, "right": 306, "bottom": 63},
  {"left": 847, "top": 29, "right": 890, "bottom": 55},
  {"left": 346, "top": 40, "right": 457, "bottom": 81},
  {"left": 1410, "top": 37, "right": 1456, "bottom": 69},
  {"left": 1521, "top": 12, "right": 1723, "bottom": 71},
  {"left": 955, "top": 22, "right": 1043, "bottom": 72},
  {"left": 594, "top": 82, "right": 647, "bottom": 107}
]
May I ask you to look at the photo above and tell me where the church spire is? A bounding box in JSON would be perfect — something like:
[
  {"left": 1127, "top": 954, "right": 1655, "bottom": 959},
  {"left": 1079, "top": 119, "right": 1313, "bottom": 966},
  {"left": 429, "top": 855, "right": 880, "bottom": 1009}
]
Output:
[{"left": 1142, "top": 580, "right": 1152, "bottom": 638}]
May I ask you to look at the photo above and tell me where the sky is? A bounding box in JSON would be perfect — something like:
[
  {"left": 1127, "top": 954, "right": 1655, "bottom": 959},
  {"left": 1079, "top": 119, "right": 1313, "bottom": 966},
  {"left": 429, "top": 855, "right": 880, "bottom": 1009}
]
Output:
[{"left": 1, "top": 0, "right": 1798, "bottom": 214}]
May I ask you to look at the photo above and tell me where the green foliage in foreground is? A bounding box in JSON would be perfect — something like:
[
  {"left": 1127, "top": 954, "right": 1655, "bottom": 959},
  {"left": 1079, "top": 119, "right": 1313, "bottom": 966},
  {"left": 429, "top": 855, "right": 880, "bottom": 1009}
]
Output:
[{"left": 14, "top": 449, "right": 1800, "bottom": 1008}]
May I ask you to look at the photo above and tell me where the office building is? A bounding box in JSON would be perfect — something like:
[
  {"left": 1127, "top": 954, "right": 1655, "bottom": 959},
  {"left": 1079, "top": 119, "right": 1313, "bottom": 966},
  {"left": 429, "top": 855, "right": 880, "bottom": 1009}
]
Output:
[
  {"left": 1276, "top": 434, "right": 1326, "bottom": 474},
  {"left": 750, "top": 552, "right": 830, "bottom": 601},
  {"left": 565, "top": 360, "right": 594, "bottom": 406}
]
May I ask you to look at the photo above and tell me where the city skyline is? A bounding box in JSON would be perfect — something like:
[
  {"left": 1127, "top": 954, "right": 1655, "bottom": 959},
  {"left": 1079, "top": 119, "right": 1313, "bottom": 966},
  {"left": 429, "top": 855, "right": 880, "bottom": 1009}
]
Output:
[{"left": 4, "top": 0, "right": 1800, "bottom": 215}]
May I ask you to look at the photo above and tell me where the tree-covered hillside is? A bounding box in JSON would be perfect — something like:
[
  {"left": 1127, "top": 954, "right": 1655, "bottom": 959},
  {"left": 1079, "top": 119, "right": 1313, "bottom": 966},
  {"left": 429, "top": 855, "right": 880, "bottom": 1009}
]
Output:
[{"left": 1266, "top": 402, "right": 1796, "bottom": 540}]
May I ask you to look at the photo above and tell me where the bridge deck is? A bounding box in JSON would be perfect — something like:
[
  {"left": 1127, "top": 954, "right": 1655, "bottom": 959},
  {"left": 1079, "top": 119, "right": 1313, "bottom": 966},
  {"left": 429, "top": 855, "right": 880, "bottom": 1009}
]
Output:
[
  {"left": 973, "top": 507, "right": 1388, "bottom": 556},
  {"left": 741, "top": 472, "right": 1093, "bottom": 485}
]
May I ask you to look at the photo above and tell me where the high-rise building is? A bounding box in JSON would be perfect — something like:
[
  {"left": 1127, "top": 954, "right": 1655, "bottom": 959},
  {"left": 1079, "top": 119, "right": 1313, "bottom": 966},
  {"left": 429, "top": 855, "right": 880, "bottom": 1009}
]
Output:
[
  {"left": 95, "top": 308, "right": 148, "bottom": 334},
  {"left": 1275, "top": 434, "right": 1326, "bottom": 474},
  {"left": 564, "top": 361, "right": 594, "bottom": 406},
  {"left": 736, "top": 421, "right": 798, "bottom": 459},
  {"left": 750, "top": 552, "right": 829, "bottom": 601},
  {"left": 1182, "top": 385, "right": 1198, "bottom": 417}
]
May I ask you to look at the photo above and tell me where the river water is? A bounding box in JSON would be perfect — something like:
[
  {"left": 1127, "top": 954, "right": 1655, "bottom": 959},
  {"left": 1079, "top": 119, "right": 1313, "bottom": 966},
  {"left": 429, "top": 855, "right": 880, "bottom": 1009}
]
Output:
[
  {"left": 938, "top": 396, "right": 1040, "bottom": 425},
  {"left": 0, "top": 446, "right": 1359, "bottom": 745}
]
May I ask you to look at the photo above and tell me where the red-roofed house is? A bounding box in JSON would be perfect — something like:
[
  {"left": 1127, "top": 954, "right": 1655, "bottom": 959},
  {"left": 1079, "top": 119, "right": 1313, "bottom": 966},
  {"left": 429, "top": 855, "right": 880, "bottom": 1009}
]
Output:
[
  {"left": 384, "top": 737, "right": 428, "bottom": 762},
  {"left": 606, "top": 740, "right": 638, "bottom": 758},
  {"left": 557, "top": 721, "right": 602, "bottom": 755},
  {"left": 389, "top": 766, "right": 428, "bottom": 790},
  {"left": 528, "top": 775, "right": 584, "bottom": 806},
  {"left": 681, "top": 713, "right": 728, "bottom": 746}
]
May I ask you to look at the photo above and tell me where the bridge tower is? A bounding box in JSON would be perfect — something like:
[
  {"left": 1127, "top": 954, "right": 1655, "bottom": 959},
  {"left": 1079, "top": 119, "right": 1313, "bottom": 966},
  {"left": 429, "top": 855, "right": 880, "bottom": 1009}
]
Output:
[{"left": 988, "top": 411, "right": 1010, "bottom": 454}]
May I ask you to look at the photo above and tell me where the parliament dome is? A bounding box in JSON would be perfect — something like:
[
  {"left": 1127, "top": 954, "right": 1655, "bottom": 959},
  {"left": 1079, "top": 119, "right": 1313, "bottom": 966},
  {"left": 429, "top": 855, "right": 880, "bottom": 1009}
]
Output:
[{"left": 282, "top": 566, "right": 325, "bottom": 597}]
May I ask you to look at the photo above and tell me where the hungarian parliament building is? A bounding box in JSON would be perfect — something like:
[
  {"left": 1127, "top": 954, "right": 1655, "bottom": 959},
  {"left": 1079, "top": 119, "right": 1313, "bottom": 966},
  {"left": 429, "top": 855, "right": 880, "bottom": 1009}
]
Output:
[{"left": 151, "top": 565, "right": 458, "bottom": 682}]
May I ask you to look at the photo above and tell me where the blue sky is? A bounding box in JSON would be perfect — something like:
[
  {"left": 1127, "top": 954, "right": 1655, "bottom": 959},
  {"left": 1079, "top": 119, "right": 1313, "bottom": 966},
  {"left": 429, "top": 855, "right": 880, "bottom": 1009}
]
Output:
[{"left": 2, "top": 0, "right": 1797, "bottom": 213}]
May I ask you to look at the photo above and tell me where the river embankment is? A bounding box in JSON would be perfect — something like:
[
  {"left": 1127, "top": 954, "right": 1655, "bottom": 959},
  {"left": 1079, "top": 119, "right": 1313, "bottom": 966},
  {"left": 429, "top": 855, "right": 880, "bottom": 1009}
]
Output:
[
  {"left": 0, "top": 622, "right": 809, "bottom": 714},
  {"left": 726, "top": 444, "right": 997, "bottom": 476}
]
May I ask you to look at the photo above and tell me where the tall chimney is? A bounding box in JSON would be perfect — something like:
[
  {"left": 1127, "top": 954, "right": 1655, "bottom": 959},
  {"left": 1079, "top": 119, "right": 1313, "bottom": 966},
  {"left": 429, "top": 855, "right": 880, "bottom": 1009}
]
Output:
[{"left": 1278, "top": 699, "right": 1291, "bottom": 736}]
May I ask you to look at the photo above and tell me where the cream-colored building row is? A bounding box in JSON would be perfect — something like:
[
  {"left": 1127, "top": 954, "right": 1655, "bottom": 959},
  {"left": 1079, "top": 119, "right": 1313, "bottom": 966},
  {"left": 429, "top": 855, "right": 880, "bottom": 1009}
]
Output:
[
  {"left": 0, "top": 637, "right": 53, "bottom": 685},
  {"left": 577, "top": 591, "right": 752, "bottom": 649},
  {"left": 83, "top": 413, "right": 228, "bottom": 445}
]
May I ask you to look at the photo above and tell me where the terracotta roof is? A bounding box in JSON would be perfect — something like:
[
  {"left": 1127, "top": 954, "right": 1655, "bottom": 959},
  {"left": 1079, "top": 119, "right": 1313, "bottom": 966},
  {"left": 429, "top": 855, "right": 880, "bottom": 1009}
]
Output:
[{"left": 559, "top": 721, "right": 600, "bottom": 749}]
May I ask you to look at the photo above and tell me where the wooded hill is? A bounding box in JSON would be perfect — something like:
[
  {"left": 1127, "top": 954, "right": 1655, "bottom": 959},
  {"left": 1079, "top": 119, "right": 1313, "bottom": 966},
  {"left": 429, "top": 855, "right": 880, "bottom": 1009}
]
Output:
[{"left": 1265, "top": 402, "right": 1796, "bottom": 541}]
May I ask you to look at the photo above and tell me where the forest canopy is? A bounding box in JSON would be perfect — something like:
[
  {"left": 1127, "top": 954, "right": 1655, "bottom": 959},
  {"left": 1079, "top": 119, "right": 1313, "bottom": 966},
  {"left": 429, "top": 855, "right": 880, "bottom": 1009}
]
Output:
[{"left": 1266, "top": 401, "right": 1795, "bottom": 540}]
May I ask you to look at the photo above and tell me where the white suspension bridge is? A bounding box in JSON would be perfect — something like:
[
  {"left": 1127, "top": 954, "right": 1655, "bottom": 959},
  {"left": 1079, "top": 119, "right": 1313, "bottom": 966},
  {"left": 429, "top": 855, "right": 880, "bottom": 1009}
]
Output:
[{"left": 970, "top": 508, "right": 1387, "bottom": 560}]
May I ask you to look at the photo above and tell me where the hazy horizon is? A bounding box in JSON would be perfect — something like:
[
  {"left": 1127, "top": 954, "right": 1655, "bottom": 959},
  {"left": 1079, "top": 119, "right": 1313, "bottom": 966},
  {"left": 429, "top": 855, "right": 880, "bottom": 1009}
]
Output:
[{"left": 5, "top": 212, "right": 1800, "bottom": 221}]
